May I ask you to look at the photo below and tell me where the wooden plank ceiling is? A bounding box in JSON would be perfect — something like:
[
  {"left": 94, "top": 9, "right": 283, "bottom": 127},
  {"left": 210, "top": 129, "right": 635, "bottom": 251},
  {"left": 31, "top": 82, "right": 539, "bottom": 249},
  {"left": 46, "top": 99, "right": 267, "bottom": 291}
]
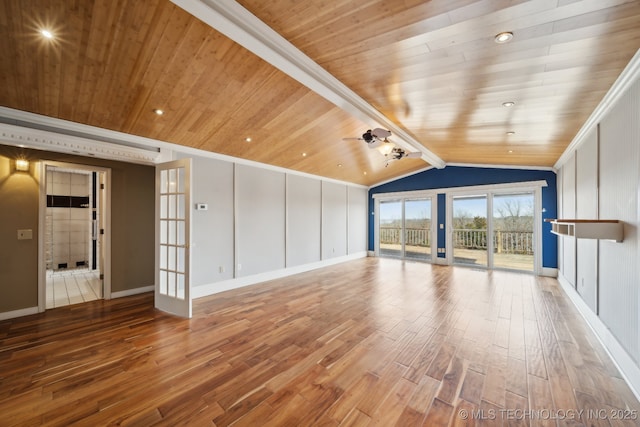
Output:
[{"left": 1, "top": 1, "right": 639, "bottom": 186}]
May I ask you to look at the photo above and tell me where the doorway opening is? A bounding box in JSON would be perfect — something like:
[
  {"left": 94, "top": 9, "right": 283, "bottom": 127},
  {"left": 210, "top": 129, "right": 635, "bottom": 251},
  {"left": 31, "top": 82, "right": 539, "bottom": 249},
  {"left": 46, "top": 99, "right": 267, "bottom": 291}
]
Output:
[{"left": 39, "top": 162, "right": 111, "bottom": 311}]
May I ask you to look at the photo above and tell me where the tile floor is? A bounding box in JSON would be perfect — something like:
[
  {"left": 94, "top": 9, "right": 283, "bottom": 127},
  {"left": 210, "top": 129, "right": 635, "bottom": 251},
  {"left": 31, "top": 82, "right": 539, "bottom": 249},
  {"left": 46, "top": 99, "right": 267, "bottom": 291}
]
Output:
[{"left": 46, "top": 268, "right": 102, "bottom": 309}]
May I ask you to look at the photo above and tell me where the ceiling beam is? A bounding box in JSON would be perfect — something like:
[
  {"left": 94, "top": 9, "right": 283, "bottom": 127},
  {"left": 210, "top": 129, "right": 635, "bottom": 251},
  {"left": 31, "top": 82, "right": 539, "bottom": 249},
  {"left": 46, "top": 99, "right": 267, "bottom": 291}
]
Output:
[{"left": 170, "top": 0, "right": 446, "bottom": 169}]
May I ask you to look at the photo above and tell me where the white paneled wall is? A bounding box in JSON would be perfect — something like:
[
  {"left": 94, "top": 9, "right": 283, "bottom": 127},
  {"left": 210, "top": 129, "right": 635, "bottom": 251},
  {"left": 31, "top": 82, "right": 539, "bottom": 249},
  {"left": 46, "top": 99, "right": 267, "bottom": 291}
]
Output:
[
  {"left": 575, "top": 129, "right": 598, "bottom": 312},
  {"left": 46, "top": 171, "right": 91, "bottom": 270},
  {"left": 598, "top": 78, "right": 639, "bottom": 365},
  {"left": 347, "top": 186, "right": 368, "bottom": 254},
  {"left": 286, "top": 175, "right": 321, "bottom": 267},
  {"left": 182, "top": 153, "right": 368, "bottom": 297},
  {"left": 556, "top": 69, "right": 640, "bottom": 395},
  {"left": 236, "top": 165, "right": 286, "bottom": 277},
  {"left": 321, "top": 181, "right": 348, "bottom": 259},
  {"left": 561, "top": 153, "right": 576, "bottom": 286}
]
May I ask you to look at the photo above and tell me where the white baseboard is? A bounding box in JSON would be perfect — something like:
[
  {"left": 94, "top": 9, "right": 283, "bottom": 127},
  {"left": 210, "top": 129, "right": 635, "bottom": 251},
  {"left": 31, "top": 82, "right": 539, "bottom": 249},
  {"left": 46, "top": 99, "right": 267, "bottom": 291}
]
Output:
[
  {"left": 541, "top": 267, "right": 558, "bottom": 277},
  {"left": 192, "top": 252, "right": 367, "bottom": 299},
  {"left": 367, "top": 250, "right": 375, "bottom": 257},
  {"left": 0, "top": 306, "right": 39, "bottom": 321},
  {"left": 110, "top": 285, "right": 154, "bottom": 299},
  {"left": 557, "top": 274, "right": 640, "bottom": 401}
]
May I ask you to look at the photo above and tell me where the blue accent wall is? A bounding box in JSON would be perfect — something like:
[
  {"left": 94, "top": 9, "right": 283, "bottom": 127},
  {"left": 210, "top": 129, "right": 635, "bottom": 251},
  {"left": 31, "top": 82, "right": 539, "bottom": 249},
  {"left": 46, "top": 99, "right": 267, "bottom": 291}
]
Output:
[{"left": 368, "top": 166, "right": 557, "bottom": 268}]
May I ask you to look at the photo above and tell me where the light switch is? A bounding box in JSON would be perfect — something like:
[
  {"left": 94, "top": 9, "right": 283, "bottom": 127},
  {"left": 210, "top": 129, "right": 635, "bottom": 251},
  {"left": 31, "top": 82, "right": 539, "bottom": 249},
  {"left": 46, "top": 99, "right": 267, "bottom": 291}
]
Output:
[
  {"left": 17, "top": 229, "right": 33, "bottom": 240},
  {"left": 195, "top": 203, "right": 208, "bottom": 211}
]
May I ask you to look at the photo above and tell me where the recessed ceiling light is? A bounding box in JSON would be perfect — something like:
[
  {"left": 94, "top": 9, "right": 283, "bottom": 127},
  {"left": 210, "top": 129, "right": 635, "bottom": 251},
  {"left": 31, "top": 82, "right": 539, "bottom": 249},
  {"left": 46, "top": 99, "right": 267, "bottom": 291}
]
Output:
[
  {"left": 245, "top": 137, "right": 252, "bottom": 143},
  {"left": 302, "top": 152, "right": 307, "bottom": 157},
  {"left": 494, "top": 32, "right": 513, "bottom": 44},
  {"left": 363, "top": 171, "right": 367, "bottom": 175},
  {"left": 506, "top": 131, "right": 515, "bottom": 135},
  {"left": 502, "top": 101, "right": 515, "bottom": 107},
  {"left": 508, "top": 150, "right": 514, "bottom": 153},
  {"left": 337, "top": 164, "right": 343, "bottom": 168},
  {"left": 153, "top": 109, "right": 164, "bottom": 115},
  {"left": 40, "top": 29, "right": 54, "bottom": 39}
]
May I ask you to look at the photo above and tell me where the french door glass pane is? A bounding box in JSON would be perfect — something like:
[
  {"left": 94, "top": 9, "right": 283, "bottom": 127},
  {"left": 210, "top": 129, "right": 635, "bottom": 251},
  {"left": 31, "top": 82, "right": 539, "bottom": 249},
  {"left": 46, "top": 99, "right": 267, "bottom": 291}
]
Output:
[
  {"left": 493, "top": 192, "right": 534, "bottom": 271},
  {"left": 379, "top": 200, "right": 402, "bottom": 257},
  {"left": 452, "top": 195, "right": 487, "bottom": 266},
  {"left": 405, "top": 199, "right": 431, "bottom": 261}
]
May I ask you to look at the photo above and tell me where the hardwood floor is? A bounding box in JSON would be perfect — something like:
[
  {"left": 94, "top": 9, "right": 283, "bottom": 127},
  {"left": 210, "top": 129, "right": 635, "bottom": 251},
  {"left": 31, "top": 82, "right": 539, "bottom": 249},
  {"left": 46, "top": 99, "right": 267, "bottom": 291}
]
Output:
[{"left": 1, "top": 258, "right": 638, "bottom": 426}]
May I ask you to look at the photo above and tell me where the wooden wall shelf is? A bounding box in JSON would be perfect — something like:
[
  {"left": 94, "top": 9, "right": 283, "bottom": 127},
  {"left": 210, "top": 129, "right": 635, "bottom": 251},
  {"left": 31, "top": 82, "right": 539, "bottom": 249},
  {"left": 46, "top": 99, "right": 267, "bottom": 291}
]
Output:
[{"left": 545, "top": 219, "right": 623, "bottom": 242}]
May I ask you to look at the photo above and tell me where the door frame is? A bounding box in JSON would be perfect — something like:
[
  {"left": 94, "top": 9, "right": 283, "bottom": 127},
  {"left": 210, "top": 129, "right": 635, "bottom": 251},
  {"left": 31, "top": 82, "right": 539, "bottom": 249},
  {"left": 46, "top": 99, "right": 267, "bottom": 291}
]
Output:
[
  {"left": 445, "top": 181, "right": 544, "bottom": 274},
  {"left": 373, "top": 191, "right": 438, "bottom": 261},
  {"left": 38, "top": 161, "right": 112, "bottom": 312}
]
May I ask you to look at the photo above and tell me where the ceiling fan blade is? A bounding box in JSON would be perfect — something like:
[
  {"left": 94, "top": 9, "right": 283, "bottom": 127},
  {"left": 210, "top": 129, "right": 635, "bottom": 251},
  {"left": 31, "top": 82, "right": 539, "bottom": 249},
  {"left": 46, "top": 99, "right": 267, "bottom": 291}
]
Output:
[
  {"left": 371, "top": 128, "right": 391, "bottom": 139},
  {"left": 342, "top": 137, "right": 363, "bottom": 141},
  {"left": 384, "top": 158, "right": 398, "bottom": 167},
  {"left": 406, "top": 151, "right": 421, "bottom": 158}
]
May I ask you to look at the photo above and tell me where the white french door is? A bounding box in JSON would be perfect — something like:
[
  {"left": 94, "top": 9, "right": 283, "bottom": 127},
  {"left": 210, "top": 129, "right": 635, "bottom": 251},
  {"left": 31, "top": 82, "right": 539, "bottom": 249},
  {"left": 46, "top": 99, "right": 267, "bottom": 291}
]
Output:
[{"left": 155, "top": 159, "right": 192, "bottom": 318}]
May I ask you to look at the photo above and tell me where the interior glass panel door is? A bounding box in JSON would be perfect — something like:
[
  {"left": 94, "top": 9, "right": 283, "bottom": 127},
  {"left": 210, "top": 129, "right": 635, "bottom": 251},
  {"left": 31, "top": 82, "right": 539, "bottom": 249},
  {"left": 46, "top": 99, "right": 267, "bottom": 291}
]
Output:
[
  {"left": 404, "top": 198, "right": 432, "bottom": 261},
  {"left": 492, "top": 192, "right": 534, "bottom": 271},
  {"left": 379, "top": 200, "right": 403, "bottom": 257},
  {"left": 156, "top": 159, "right": 191, "bottom": 318},
  {"left": 452, "top": 195, "right": 488, "bottom": 267}
]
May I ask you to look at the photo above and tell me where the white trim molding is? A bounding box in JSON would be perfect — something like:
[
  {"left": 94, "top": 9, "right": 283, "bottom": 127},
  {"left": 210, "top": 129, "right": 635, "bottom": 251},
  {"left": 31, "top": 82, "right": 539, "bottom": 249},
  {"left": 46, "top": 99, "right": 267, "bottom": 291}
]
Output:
[
  {"left": 558, "top": 274, "right": 640, "bottom": 401},
  {"left": 192, "top": 252, "right": 367, "bottom": 298},
  {"left": 0, "top": 306, "right": 39, "bottom": 321},
  {"left": 372, "top": 180, "right": 548, "bottom": 200},
  {"left": 0, "top": 122, "right": 160, "bottom": 165},
  {"left": 111, "top": 285, "right": 155, "bottom": 299}
]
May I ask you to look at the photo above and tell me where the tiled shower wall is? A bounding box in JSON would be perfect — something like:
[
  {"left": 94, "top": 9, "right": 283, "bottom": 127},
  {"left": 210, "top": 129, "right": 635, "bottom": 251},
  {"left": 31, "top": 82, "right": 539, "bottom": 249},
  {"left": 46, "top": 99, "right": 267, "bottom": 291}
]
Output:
[{"left": 46, "top": 171, "right": 92, "bottom": 270}]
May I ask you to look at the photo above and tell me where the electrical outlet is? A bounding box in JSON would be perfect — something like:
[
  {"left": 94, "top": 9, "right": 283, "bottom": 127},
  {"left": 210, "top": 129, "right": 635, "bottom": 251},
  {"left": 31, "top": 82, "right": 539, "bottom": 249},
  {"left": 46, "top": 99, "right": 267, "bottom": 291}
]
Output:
[
  {"left": 219, "top": 266, "right": 225, "bottom": 273},
  {"left": 237, "top": 263, "right": 242, "bottom": 271}
]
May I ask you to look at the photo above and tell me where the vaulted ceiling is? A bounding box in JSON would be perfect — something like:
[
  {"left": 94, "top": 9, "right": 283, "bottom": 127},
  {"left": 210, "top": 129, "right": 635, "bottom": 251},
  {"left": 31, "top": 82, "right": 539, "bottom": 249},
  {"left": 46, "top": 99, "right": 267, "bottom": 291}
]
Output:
[{"left": 1, "top": 0, "right": 639, "bottom": 186}]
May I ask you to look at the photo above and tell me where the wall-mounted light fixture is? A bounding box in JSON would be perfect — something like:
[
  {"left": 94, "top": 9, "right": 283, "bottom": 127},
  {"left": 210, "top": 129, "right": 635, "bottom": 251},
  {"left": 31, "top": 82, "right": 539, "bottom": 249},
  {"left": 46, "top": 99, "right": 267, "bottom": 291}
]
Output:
[{"left": 15, "top": 159, "right": 30, "bottom": 172}]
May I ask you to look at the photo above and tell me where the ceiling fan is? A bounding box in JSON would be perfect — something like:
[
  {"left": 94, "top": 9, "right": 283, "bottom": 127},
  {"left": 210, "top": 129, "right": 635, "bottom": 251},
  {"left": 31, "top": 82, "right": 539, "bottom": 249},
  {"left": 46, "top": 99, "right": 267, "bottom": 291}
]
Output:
[
  {"left": 344, "top": 128, "right": 421, "bottom": 166},
  {"left": 342, "top": 128, "right": 392, "bottom": 149}
]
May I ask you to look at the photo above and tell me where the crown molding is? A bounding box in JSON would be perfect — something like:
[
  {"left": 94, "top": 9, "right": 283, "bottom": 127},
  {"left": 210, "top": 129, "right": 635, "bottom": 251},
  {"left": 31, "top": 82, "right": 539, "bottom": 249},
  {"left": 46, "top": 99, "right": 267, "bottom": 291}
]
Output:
[
  {"left": 0, "top": 122, "right": 160, "bottom": 164},
  {"left": 170, "top": 0, "right": 446, "bottom": 169}
]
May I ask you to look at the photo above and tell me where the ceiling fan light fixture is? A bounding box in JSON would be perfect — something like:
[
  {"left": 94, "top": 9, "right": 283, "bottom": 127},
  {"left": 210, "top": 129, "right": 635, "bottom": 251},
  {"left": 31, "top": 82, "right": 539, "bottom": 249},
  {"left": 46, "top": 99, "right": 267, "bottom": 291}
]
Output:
[
  {"left": 494, "top": 31, "right": 513, "bottom": 44},
  {"left": 40, "top": 29, "right": 54, "bottom": 39},
  {"left": 377, "top": 141, "right": 395, "bottom": 156}
]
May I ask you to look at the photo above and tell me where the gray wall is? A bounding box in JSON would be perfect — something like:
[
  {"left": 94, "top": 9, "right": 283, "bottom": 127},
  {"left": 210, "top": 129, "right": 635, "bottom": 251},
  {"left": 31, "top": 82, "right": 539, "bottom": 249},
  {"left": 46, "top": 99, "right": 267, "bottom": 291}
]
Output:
[{"left": 0, "top": 145, "right": 155, "bottom": 313}]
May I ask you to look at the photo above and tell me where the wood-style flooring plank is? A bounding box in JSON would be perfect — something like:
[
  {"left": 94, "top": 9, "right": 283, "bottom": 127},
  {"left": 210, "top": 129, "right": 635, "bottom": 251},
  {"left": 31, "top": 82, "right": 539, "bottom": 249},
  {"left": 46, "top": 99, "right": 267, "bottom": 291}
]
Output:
[{"left": 0, "top": 258, "right": 638, "bottom": 426}]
